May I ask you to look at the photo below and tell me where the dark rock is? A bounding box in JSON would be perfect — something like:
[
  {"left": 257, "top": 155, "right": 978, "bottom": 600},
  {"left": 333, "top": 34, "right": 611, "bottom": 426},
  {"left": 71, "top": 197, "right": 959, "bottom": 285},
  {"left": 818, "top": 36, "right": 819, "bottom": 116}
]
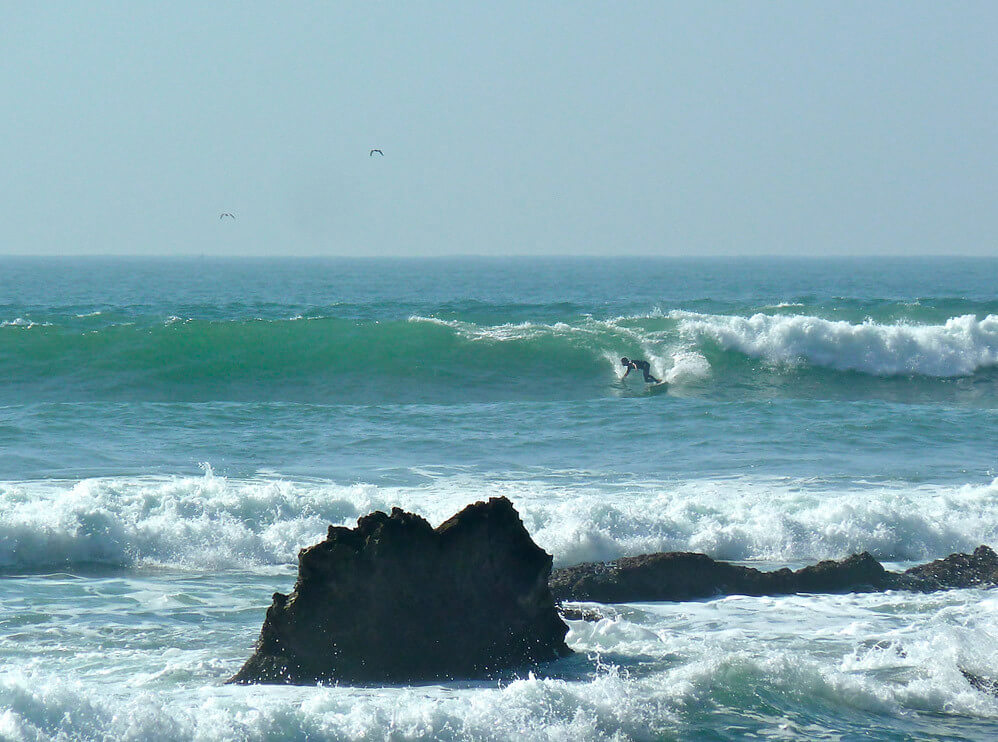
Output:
[
  {"left": 230, "top": 497, "right": 570, "bottom": 685},
  {"left": 792, "top": 552, "right": 891, "bottom": 593},
  {"left": 551, "top": 552, "right": 770, "bottom": 604},
  {"left": 550, "top": 546, "right": 998, "bottom": 604},
  {"left": 897, "top": 545, "right": 998, "bottom": 590},
  {"left": 550, "top": 551, "right": 886, "bottom": 603},
  {"left": 963, "top": 669, "right": 998, "bottom": 696},
  {"left": 557, "top": 604, "right": 610, "bottom": 622}
]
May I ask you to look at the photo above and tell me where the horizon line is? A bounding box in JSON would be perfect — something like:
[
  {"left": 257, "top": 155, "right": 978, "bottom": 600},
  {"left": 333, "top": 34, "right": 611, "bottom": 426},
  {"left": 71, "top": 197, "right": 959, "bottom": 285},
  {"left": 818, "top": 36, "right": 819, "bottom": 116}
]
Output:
[{"left": 2, "top": 253, "right": 997, "bottom": 260}]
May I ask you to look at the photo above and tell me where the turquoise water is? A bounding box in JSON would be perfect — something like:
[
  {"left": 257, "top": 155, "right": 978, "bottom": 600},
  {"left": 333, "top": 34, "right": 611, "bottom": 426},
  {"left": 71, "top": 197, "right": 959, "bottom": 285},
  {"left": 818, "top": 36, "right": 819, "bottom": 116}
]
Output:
[{"left": 2, "top": 257, "right": 998, "bottom": 740}]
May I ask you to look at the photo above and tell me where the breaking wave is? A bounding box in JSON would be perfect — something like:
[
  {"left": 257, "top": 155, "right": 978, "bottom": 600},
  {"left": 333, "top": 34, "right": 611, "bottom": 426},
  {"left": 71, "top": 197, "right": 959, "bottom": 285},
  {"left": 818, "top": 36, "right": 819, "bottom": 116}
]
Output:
[
  {"left": 2, "top": 309, "right": 997, "bottom": 403},
  {"left": 2, "top": 470, "right": 996, "bottom": 572},
  {"left": 675, "top": 311, "right": 998, "bottom": 377}
]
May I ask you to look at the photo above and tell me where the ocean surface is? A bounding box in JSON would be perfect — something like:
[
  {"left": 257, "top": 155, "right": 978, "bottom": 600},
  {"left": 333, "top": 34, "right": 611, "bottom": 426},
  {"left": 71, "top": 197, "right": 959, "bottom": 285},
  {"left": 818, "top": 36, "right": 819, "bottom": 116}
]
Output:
[{"left": 2, "top": 256, "right": 998, "bottom": 741}]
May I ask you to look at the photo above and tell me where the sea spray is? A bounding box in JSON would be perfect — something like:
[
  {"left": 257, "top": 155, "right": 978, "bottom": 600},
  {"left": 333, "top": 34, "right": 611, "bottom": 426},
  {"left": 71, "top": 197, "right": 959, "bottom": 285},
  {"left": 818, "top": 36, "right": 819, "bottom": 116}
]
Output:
[
  {"left": 1, "top": 589, "right": 995, "bottom": 740},
  {"left": 4, "top": 472, "right": 997, "bottom": 571},
  {"left": 675, "top": 311, "right": 998, "bottom": 377}
]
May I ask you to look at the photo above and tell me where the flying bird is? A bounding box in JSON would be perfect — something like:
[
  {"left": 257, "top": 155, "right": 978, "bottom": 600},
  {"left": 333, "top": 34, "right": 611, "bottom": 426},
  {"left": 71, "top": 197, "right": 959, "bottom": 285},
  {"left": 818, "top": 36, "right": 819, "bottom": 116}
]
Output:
[
  {"left": 369, "top": 149, "right": 383, "bottom": 157},
  {"left": 219, "top": 213, "right": 235, "bottom": 220}
]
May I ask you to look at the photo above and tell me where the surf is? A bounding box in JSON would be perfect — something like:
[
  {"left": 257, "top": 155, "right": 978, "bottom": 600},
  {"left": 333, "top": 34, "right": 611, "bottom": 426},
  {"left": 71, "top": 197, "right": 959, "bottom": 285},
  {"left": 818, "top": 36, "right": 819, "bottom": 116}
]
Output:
[
  {"left": 4, "top": 470, "right": 997, "bottom": 572},
  {"left": 2, "top": 306, "right": 998, "bottom": 405}
]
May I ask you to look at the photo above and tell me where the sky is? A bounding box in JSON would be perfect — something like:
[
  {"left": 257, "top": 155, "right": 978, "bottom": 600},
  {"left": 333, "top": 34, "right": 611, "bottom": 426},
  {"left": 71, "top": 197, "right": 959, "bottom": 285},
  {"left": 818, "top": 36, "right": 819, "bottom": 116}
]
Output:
[{"left": 2, "top": 1, "right": 996, "bottom": 257}]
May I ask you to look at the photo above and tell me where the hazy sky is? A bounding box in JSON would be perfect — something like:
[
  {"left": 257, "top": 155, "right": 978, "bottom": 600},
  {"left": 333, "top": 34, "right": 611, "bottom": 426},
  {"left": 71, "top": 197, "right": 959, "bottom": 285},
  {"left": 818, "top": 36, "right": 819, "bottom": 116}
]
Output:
[{"left": 3, "top": 2, "right": 996, "bottom": 256}]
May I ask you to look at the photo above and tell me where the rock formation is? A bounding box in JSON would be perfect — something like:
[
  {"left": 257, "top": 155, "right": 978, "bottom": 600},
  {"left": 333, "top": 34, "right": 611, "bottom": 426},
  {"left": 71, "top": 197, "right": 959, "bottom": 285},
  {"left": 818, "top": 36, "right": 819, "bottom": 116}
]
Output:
[
  {"left": 894, "top": 545, "right": 998, "bottom": 591},
  {"left": 231, "top": 497, "right": 570, "bottom": 685},
  {"left": 551, "top": 545, "right": 998, "bottom": 604},
  {"left": 230, "top": 490, "right": 997, "bottom": 683}
]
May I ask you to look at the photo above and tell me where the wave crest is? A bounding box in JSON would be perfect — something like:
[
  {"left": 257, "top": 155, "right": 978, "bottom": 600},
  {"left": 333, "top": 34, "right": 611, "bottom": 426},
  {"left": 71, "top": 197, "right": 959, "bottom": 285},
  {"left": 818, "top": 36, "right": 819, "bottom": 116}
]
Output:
[
  {"left": 2, "top": 311, "right": 998, "bottom": 404},
  {"left": 675, "top": 312, "right": 998, "bottom": 377},
  {"left": 3, "top": 472, "right": 996, "bottom": 571}
]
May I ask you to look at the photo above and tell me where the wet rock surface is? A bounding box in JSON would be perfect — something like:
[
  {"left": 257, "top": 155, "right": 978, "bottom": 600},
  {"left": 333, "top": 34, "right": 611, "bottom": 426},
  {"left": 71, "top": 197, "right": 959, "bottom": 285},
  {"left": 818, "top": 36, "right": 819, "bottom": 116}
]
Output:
[
  {"left": 550, "top": 545, "right": 998, "bottom": 604},
  {"left": 231, "top": 497, "right": 570, "bottom": 685},
  {"left": 232, "top": 492, "right": 998, "bottom": 683},
  {"left": 962, "top": 669, "right": 998, "bottom": 697},
  {"left": 893, "top": 545, "right": 998, "bottom": 591}
]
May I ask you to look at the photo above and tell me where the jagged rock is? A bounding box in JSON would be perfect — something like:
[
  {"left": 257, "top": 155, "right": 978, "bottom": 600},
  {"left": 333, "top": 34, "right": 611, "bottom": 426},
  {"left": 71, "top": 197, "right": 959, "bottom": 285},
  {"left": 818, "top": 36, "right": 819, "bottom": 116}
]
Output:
[
  {"left": 549, "top": 546, "right": 998, "bottom": 604},
  {"left": 896, "top": 545, "right": 998, "bottom": 590},
  {"left": 230, "top": 497, "right": 570, "bottom": 685}
]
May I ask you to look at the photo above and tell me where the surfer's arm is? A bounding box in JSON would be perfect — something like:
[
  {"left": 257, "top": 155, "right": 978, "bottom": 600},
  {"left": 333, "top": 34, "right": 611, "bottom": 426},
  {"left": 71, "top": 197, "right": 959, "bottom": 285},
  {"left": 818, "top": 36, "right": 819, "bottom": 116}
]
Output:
[{"left": 621, "top": 366, "right": 631, "bottom": 378}]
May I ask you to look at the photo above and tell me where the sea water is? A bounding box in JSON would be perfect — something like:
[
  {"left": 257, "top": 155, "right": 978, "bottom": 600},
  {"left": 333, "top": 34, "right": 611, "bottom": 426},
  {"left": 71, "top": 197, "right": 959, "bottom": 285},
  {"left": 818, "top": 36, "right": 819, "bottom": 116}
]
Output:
[{"left": 1, "top": 256, "right": 997, "bottom": 741}]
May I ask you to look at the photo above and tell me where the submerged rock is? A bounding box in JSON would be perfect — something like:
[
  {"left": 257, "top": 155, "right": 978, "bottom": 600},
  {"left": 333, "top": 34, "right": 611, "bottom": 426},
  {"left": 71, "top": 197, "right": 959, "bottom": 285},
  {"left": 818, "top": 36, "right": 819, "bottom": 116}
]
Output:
[
  {"left": 230, "top": 497, "right": 570, "bottom": 685},
  {"left": 962, "top": 669, "right": 998, "bottom": 697},
  {"left": 550, "top": 546, "right": 998, "bottom": 604}
]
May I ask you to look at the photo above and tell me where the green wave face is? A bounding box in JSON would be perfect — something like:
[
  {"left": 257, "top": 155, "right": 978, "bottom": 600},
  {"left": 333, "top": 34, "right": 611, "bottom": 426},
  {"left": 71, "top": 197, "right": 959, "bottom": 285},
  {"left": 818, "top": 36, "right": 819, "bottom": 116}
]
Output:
[
  {"left": 3, "top": 309, "right": 998, "bottom": 404},
  {"left": 0, "top": 316, "right": 638, "bottom": 403}
]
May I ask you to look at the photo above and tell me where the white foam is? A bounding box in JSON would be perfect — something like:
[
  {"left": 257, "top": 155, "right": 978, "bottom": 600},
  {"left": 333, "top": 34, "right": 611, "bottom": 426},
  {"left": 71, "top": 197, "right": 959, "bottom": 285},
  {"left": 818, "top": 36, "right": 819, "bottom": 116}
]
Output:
[
  {"left": 674, "top": 311, "right": 998, "bottom": 377},
  {"left": 0, "top": 665, "right": 681, "bottom": 741},
  {"left": 2, "top": 589, "right": 996, "bottom": 739},
  {"left": 0, "top": 470, "right": 368, "bottom": 570},
  {"left": 2, "top": 471, "right": 997, "bottom": 571},
  {"left": 0, "top": 318, "right": 49, "bottom": 329},
  {"left": 408, "top": 315, "right": 591, "bottom": 343},
  {"left": 531, "top": 476, "right": 998, "bottom": 565},
  {"left": 663, "top": 350, "right": 710, "bottom": 384}
]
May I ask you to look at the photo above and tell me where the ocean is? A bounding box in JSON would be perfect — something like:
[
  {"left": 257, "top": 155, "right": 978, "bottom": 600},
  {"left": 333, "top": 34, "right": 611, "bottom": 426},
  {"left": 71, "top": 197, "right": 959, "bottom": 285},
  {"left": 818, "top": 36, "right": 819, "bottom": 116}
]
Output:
[{"left": 1, "top": 256, "right": 997, "bottom": 740}]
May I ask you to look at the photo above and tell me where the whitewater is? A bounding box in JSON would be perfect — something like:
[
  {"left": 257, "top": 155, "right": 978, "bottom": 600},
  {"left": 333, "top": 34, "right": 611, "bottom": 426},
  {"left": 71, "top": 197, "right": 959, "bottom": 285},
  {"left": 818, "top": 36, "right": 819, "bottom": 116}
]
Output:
[{"left": 2, "top": 256, "right": 998, "bottom": 740}]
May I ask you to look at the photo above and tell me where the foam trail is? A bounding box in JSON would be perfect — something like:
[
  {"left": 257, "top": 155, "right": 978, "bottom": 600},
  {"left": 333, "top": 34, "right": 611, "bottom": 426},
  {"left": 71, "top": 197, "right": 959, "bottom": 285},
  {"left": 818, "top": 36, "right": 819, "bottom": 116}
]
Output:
[
  {"left": 0, "top": 318, "right": 48, "bottom": 328},
  {"left": 675, "top": 312, "right": 998, "bottom": 377}
]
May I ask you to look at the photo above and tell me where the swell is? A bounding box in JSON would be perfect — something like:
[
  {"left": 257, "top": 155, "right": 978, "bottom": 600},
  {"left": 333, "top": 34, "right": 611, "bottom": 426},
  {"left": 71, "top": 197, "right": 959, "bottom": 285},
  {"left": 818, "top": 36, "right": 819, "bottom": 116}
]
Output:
[{"left": 2, "top": 310, "right": 998, "bottom": 403}]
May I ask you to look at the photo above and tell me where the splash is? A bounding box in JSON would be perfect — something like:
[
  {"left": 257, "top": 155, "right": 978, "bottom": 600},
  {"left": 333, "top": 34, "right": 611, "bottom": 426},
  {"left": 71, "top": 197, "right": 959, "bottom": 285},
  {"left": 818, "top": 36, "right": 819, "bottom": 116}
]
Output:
[{"left": 675, "top": 312, "right": 998, "bottom": 377}]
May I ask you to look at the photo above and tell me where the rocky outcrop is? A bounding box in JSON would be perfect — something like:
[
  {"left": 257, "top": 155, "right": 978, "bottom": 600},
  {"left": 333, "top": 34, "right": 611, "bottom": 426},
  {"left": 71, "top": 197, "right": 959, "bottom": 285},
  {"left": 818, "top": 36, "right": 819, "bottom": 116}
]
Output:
[
  {"left": 551, "top": 545, "right": 998, "bottom": 604},
  {"left": 230, "top": 497, "right": 570, "bottom": 685},
  {"left": 893, "top": 545, "right": 998, "bottom": 591}
]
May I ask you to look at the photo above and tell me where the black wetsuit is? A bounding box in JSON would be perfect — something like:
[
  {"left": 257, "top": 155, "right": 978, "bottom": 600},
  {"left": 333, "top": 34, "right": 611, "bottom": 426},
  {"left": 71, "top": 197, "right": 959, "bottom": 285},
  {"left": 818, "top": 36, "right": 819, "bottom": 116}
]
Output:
[{"left": 626, "top": 359, "right": 659, "bottom": 383}]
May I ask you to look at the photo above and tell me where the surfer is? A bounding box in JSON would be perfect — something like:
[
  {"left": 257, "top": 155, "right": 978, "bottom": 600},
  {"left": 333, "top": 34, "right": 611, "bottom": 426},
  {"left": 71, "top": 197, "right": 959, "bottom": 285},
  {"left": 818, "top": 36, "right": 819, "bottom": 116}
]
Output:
[{"left": 620, "top": 357, "right": 661, "bottom": 384}]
